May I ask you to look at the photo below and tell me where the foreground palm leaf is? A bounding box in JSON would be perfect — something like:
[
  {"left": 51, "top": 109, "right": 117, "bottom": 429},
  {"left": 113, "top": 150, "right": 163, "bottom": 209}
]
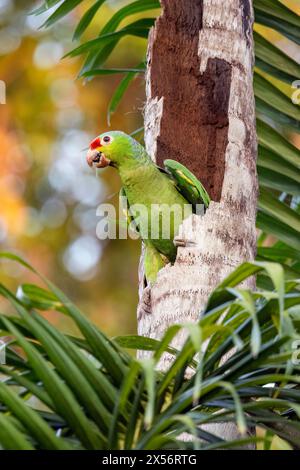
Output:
[{"left": 0, "top": 253, "right": 299, "bottom": 450}]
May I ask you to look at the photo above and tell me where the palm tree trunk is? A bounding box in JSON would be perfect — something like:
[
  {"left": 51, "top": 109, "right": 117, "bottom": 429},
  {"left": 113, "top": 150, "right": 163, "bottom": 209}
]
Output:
[
  {"left": 139, "top": 0, "right": 257, "bottom": 344},
  {"left": 138, "top": 0, "right": 257, "bottom": 443},
  {"left": 138, "top": 1, "right": 257, "bottom": 439}
]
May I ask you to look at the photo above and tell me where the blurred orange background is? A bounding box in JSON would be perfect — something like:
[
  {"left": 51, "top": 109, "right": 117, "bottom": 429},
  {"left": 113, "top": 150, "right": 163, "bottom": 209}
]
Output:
[{"left": 0, "top": 0, "right": 148, "bottom": 337}]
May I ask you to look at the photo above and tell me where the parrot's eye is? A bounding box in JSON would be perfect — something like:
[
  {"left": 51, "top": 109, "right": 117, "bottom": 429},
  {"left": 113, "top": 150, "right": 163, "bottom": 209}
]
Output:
[{"left": 103, "top": 135, "right": 112, "bottom": 144}]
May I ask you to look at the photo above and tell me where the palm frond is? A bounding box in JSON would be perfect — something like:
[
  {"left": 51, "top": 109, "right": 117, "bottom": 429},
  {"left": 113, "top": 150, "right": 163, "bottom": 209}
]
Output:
[{"left": 0, "top": 254, "right": 299, "bottom": 449}]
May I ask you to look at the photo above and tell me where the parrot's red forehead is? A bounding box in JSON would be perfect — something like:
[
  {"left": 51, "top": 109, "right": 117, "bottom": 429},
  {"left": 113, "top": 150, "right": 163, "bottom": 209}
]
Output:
[{"left": 90, "top": 137, "right": 101, "bottom": 150}]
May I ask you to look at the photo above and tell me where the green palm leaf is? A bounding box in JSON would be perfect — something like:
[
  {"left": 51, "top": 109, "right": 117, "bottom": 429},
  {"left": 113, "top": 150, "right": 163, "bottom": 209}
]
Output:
[{"left": 0, "top": 254, "right": 299, "bottom": 450}]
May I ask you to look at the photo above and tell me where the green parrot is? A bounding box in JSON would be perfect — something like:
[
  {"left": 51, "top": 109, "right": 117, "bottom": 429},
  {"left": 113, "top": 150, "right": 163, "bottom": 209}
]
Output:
[{"left": 87, "top": 131, "right": 210, "bottom": 284}]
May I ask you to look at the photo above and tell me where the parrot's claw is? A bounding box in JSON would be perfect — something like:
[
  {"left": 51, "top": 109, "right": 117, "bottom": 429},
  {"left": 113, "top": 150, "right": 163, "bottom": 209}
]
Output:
[
  {"left": 174, "top": 237, "right": 186, "bottom": 247},
  {"left": 174, "top": 236, "right": 197, "bottom": 248},
  {"left": 137, "top": 285, "right": 152, "bottom": 321}
]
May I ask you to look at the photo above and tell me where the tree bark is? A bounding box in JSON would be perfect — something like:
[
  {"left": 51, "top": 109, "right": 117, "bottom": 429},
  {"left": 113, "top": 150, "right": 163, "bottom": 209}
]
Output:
[{"left": 139, "top": 0, "right": 257, "bottom": 442}]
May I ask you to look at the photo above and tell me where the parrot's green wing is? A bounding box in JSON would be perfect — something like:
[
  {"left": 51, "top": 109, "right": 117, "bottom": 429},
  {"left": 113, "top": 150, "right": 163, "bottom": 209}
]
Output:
[{"left": 162, "top": 159, "right": 211, "bottom": 208}]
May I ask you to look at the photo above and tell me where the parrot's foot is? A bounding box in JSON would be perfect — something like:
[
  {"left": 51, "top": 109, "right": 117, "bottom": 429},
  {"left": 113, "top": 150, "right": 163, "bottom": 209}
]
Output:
[
  {"left": 174, "top": 236, "right": 197, "bottom": 248},
  {"left": 174, "top": 237, "right": 186, "bottom": 247},
  {"left": 137, "top": 285, "right": 152, "bottom": 321}
]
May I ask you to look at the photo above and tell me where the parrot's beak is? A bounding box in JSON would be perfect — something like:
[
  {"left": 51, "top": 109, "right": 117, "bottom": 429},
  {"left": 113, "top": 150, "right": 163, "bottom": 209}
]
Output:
[{"left": 86, "top": 148, "right": 111, "bottom": 169}]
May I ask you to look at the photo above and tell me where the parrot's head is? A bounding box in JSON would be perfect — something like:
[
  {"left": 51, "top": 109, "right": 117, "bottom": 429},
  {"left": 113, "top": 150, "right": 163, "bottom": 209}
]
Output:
[{"left": 86, "top": 131, "right": 137, "bottom": 169}]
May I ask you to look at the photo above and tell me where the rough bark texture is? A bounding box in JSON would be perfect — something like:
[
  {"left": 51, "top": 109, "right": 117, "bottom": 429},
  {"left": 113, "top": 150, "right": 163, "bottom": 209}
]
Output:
[
  {"left": 148, "top": 1, "right": 231, "bottom": 202},
  {"left": 139, "top": 0, "right": 257, "bottom": 443}
]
